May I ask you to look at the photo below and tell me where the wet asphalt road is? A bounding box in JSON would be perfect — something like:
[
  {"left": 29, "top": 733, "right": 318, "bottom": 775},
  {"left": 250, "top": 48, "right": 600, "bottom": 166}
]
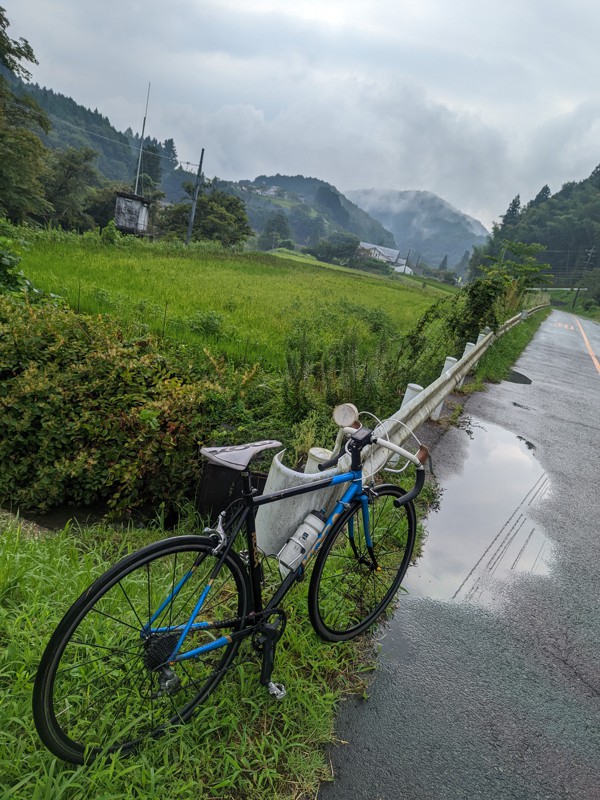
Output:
[{"left": 318, "top": 310, "right": 600, "bottom": 800}]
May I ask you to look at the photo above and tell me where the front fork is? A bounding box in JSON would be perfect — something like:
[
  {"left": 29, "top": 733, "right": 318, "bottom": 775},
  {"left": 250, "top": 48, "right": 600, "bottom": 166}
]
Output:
[{"left": 348, "top": 490, "right": 377, "bottom": 569}]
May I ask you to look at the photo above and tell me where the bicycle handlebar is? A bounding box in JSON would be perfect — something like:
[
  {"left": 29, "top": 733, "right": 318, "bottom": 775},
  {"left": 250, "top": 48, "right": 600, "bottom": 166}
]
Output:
[
  {"left": 317, "top": 451, "right": 344, "bottom": 471},
  {"left": 317, "top": 426, "right": 429, "bottom": 507}
]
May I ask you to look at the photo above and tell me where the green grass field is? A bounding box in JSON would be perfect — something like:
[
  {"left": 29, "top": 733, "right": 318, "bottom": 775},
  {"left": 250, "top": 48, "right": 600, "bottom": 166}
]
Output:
[{"left": 20, "top": 238, "right": 445, "bottom": 366}]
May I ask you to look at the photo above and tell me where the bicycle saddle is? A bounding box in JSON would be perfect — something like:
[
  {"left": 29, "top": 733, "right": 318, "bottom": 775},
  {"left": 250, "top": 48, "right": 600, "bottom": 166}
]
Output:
[{"left": 201, "top": 440, "right": 282, "bottom": 471}]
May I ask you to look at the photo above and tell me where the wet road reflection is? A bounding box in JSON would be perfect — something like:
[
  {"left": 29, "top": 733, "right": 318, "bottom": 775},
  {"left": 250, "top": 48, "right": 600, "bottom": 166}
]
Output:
[{"left": 404, "top": 417, "right": 553, "bottom": 605}]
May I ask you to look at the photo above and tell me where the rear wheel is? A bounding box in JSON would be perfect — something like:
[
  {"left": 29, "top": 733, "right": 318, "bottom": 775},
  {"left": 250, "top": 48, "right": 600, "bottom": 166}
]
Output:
[
  {"left": 33, "top": 535, "right": 249, "bottom": 763},
  {"left": 308, "top": 485, "right": 416, "bottom": 642}
]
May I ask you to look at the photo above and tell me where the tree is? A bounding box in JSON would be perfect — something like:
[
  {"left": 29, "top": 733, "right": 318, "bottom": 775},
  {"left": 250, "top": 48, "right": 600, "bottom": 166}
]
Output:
[
  {"left": 157, "top": 190, "right": 252, "bottom": 247},
  {"left": 500, "top": 195, "right": 521, "bottom": 230},
  {"left": 139, "top": 141, "right": 161, "bottom": 188},
  {"left": 455, "top": 249, "right": 471, "bottom": 277},
  {"left": 85, "top": 182, "right": 129, "bottom": 228},
  {"left": 42, "top": 146, "right": 99, "bottom": 229},
  {"left": 0, "top": 8, "right": 51, "bottom": 221},
  {"left": 483, "top": 240, "right": 552, "bottom": 298},
  {"left": 0, "top": 7, "right": 36, "bottom": 77},
  {"left": 161, "top": 138, "right": 178, "bottom": 172},
  {"left": 528, "top": 184, "right": 551, "bottom": 209},
  {"left": 438, "top": 254, "right": 448, "bottom": 271},
  {"left": 288, "top": 207, "right": 325, "bottom": 246},
  {"left": 306, "top": 232, "right": 360, "bottom": 264},
  {"left": 257, "top": 212, "right": 292, "bottom": 250}
]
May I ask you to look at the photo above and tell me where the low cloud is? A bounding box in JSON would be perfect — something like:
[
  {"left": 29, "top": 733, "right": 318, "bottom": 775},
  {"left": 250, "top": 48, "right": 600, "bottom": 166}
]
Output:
[{"left": 9, "top": 0, "right": 600, "bottom": 229}]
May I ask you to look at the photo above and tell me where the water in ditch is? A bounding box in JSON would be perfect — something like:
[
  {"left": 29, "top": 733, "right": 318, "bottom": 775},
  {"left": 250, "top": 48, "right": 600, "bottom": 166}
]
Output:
[{"left": 403, "top": 415, "right": 554, "bottom": 606}]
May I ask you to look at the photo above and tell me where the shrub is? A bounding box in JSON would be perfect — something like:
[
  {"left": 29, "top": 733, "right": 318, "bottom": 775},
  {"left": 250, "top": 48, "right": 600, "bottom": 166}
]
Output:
[
  {"left": 0, "top": 295, "right": 261, "bottom": 514},
  {"left": 0, "top": 218, "right": 26, "bottom": 290}
]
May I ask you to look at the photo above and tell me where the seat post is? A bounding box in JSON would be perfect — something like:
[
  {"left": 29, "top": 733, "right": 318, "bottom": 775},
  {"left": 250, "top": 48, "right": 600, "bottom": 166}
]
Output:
[
  {"left": 241, "top": 470, "right": 254, "bottom": 501},
  {"left": 241, "top": 469, "right": 263, "bottom": 613}
]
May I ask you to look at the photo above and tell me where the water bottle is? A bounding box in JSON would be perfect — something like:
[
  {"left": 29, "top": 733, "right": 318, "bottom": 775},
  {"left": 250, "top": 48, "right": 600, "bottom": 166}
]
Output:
[{"left": 278, "top": 510, "right": 327, "bottom": 576}]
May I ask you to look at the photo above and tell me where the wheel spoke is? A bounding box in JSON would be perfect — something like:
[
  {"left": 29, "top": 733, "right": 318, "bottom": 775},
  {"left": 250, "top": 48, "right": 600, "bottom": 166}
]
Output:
[
  {"left": 310, "top": 489, "right": 415, "bottom": 641},
  {"left": 34, "top": 538, "right": 248, "bottom": 762}
]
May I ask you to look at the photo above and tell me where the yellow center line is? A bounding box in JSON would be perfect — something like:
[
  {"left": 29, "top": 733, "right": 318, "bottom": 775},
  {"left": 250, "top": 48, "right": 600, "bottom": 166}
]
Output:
[{"left": 575, "top": 317, "right": 600, "bottom": 375}]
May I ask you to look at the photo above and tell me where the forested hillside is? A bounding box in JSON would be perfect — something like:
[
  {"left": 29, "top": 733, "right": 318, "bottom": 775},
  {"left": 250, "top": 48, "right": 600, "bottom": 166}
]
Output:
[
  {"left": 473, "top": 165, "right": 600, "bottom": 291},
  {"left": 224, "top": 174, "right": 397, "bottom": 248},
  {"left": 4, "top": 65, "right": 396, "bottom": 248}
]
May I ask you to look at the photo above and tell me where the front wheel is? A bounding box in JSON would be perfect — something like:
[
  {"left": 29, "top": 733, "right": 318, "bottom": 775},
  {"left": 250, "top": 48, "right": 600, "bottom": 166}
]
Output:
[
  {"left": 33, "top": 535, "right": 249, "bottom": 763},
  {"left": 308, "top": 485, "right": 416, "bottom": 642}
]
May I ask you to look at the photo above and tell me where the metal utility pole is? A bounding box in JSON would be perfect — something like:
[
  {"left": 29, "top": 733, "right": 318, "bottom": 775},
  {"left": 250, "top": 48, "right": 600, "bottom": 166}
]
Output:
[
  {"left": 186, "top": 148, "right": 205, "bottom": 245},
  {"left": 134, "top": 83, "right": 151, "bottom": 196}
]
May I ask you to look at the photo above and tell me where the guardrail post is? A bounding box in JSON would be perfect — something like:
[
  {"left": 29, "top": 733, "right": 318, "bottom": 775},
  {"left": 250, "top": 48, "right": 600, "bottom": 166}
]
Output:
[
  {"left": 389, "top": 383, "right": 424, "bottom": 466},
  {"left": 458, "top": 342, "right": 475, "bottom": 388},
  {"left": 304, "top": 447, "right": 333, "bottom": 474},
  {"left": 431, "top": 357, "right": 458, "bottom": 421},
  {"left": 401, "top": 383, "right": 423, "bottom": 408}
]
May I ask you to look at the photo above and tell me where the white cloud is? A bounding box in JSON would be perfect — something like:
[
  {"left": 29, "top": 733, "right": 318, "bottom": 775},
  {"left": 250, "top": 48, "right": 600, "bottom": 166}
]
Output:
[{"left": 7, "top": 0, "right": 600, "bottom": 227}]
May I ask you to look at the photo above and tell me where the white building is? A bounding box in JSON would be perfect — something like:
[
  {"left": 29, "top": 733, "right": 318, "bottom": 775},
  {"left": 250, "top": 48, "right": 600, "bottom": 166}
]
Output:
[{"left": 358, "top": 242, "right": 414, "bottom": 274}]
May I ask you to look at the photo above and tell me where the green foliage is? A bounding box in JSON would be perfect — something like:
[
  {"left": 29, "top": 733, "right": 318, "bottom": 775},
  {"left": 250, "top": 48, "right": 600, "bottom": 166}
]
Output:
[
  {"left": 500, "top": 194, "right": 522, "bottom": 229},
  {"left": 0, "top": 7, "right": 36, "bottom": 78},
  {"left": 237, "top": 174, "right": 396, "bottom": 249},
  {"left": 0, "top": 295, "right": 262, "bottom": 513},
  {"left": 472, "top": 164, "right": 600, "bottom": 284},
  {"left": 188, "top": 309, "right": 224, "bottom": 337},
  {"left": 157, "top": 190, "right": 253, "bottom": 247},
  {"left": 287, "top": 206, "right": 326, "bottom": 246},
  {"left": 315, "top": 184, "right": 350, "bottom": 227},
  {"left": 100, "top": 218, "right": 123, "bottom": 244},
  {"left": 580, "top": 267, "right": 600, "bottom": 304},
  {"left": 455, "top": 274, "right": 507, "bottom": 336},
  {"left": 0, "top": 9, "right": 51, "bottom": 222},
  {"left": 256, "top": 211, "right": 293, "bottom": 250},
  {"left": 41, "top": 145, "right": 100, "bottom": 229},
  {"left": 0, "top": 218, "right": 25, "bottom": 289},
  {"left": 306, "top": 231, "right": 360, "bottom": 265},
  {"left": 0, "top": 226, "right": 545, "bottom": 515}
]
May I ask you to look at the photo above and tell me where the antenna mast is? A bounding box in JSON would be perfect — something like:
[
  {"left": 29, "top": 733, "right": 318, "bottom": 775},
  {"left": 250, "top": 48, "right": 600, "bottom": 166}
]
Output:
[{"left": 134, "top": 83, "right": 151, "bottom": 196}]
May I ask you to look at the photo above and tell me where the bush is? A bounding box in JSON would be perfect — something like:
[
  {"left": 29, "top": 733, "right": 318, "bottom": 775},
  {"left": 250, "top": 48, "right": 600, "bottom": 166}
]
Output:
[
  {"left": 0, "top": 296, "right": 261, "bottom": 514},
  {"left": 0, "top": 218, "right": 26, "bottom": 290}
]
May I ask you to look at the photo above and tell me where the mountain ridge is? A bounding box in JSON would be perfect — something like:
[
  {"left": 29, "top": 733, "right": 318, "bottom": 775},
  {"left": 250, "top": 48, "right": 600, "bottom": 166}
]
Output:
[
  {"left": 5, "top": 67, "right": 490, "bottom": 261},
  {"left": 346, "top": 188, "right": 489, "bottom": 272}
]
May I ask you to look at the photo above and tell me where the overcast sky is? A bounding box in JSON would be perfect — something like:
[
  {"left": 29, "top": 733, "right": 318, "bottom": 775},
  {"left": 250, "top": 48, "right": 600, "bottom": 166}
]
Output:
[{"left": 7, "top": 0, "right": 600, "bottom": 228}]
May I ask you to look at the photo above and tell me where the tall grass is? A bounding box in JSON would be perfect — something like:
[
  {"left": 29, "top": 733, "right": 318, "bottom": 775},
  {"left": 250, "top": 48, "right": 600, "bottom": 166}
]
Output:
[
  {"left": 20, "top": 236, "right": 442, "bottom": 366},
  {"left": 1, "top": 516, "right": 370, "bottom": 800}
]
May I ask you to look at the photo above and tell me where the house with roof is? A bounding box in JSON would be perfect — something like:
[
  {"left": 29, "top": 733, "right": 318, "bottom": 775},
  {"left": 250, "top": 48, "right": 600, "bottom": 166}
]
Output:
[{"left": 358, "top": 242, "right": 414, "bottom": 274}]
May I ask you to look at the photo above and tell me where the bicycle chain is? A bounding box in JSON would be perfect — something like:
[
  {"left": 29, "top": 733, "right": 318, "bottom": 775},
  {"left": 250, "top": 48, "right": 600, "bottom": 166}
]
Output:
[{"left": 204, "top": 607, "right": 285, "bottom": 632}]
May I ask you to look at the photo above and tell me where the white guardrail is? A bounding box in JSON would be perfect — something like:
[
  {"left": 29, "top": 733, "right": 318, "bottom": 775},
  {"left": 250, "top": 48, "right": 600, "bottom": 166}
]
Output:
[{"left": 255, "top": 305, "right": 548, "bottom": 554}]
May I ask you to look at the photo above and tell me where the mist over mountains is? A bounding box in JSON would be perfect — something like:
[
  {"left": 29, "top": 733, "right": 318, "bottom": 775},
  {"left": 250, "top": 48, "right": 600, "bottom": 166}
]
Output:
[{"left": 347, "top": 189, "right": 489, "bottom": 270}]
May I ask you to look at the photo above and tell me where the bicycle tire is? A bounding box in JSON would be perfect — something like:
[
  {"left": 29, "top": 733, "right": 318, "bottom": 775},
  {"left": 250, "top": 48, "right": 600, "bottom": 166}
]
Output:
[
  {"left": 33, "top": 535, "right": 249, "bottom": 764},
  {"left": 308, "top": 485, "right": 416, "bottom": 642}
]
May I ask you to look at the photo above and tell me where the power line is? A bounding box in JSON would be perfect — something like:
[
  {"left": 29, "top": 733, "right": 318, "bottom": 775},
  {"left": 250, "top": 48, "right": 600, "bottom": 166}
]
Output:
[
  {"left": 4, "top": 95, "right": 199, "bottom": 169},
  {"left": 46, "top": 112, "right": 198, "bottom": 169}
]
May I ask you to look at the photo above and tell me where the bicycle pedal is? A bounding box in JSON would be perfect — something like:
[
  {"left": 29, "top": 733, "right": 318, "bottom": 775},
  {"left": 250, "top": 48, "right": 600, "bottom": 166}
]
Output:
[{"left": 267, "top": 681, "right": 286, "bottom": 700}]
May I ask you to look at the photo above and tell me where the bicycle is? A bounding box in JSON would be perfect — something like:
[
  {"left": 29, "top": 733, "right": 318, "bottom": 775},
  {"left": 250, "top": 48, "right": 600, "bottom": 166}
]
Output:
[{"left": 33, "top": 404, "right": 429, "bottom": 764}]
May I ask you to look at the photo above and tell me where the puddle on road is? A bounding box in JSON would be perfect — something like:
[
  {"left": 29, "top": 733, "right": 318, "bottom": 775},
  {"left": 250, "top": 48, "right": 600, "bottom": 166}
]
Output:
[{"left": 403, "top": 417, "right": 554, "bottom": 606}]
